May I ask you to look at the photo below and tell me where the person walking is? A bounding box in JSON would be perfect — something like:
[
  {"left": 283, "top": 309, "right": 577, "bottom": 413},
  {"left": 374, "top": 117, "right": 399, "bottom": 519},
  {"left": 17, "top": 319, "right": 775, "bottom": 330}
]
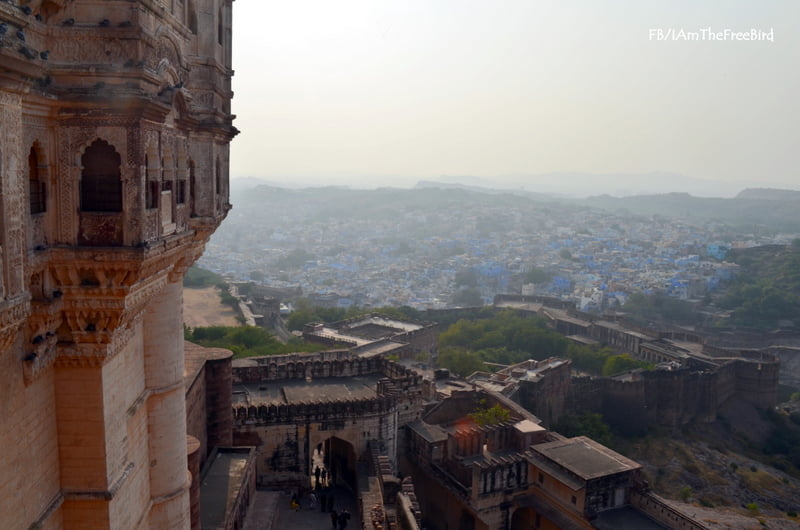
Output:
[
  {"left": 338, "top": 508, "right": 351, "bottom": 530},
  {"left": 308, "top": 491, "right": 317, "bottom": 510}
]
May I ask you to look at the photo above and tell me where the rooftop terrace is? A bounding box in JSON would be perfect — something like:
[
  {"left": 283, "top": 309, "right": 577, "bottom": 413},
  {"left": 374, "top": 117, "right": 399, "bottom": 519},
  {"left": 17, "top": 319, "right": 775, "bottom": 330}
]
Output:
[
  {"left": 531, "top": 436, "right": 640, "bottom": 482},
  {"left": 232, "top": 375, "right": 383, "bottom": 407}
]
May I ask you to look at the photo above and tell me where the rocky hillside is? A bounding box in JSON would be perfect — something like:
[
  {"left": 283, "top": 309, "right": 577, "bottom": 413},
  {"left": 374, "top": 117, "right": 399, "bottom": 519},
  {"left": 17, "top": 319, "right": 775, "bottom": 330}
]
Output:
[{"left": 614, "top": 400, "right": 800, "bottom": 526}]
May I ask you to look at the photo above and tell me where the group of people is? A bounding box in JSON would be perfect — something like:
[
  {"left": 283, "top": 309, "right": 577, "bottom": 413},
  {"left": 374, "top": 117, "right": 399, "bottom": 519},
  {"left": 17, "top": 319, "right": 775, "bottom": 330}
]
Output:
[
  {"left": 290, "top": 490, "right": 334, "bottom": 512},
  {"left": 287, "top": 462, "right": 353, "bottom": 528},
  {"left": 314, "top": 465, "right": 330, "bottom": 488},
  {"left": 288, "top": 489, "right": 351, "bottom": 528}
]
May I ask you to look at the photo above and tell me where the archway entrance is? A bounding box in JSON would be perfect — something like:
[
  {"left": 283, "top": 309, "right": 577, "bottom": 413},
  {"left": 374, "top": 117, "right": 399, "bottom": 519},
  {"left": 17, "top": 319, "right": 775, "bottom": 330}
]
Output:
[{"left": 311, "top": 436, "right": 357, "bottom": 492}]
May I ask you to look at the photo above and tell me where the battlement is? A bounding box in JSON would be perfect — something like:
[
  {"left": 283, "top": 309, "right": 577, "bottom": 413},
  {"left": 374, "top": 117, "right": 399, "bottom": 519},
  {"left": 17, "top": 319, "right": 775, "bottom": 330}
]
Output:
[
  {"left": 232, "top": 353, "right": 422, "bottom": 385},
  {"left": 234, "top": 395, "right": 404, "bottom": 425}
]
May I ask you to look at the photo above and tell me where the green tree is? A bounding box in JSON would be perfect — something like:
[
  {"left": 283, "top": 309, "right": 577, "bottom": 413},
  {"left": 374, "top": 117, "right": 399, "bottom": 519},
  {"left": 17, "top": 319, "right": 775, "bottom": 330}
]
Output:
[
  {"left": 184, "top": 266, "right": 224, "bottom": 287},
  {"left": 276, "top": 248, "right": 316, "bottom": 270},
  {"left": 454, "top": 269, "right": 479, "bottom": 287},
  {"left": 437, "top": 310, "right": 639, "bottom": 376},
  {"left": 623, "top": 292, "right": 695, "bottom": 326},
  {"left": 679, "top": 486, "right": 693, "bottom": 502},
  {"left": 452, "top": 287, "right": 483, "bottom": 307},
  {"left": 602, "top": 354, "right": 649, "bottom": 376},
  {"left": 469, "top": 404, "right": 511, "bottom": 426},
  {"left": 286, "top": 309, "right": 321, "bottom": 331},
  {"left": 437, "top": 347, "right": 486, "bottom": 377},
  {"left": 554, "top": 413, "right": 613, "bottom": 446},
  {"left": 186, "top": 325, "right": 324, "bottom": 359},
  {"left": 524, "top": 267, "right": 552, "bottom": 285},
  {"left": 371, "top": 305, "right": 423, "bottom": 321}
]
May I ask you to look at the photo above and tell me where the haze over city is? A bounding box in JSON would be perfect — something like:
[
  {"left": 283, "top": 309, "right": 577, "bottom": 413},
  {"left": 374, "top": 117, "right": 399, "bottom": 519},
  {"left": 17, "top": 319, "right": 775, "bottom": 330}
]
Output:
[{"left": 231, "top": 0, "right": 799, "bottom": 197}]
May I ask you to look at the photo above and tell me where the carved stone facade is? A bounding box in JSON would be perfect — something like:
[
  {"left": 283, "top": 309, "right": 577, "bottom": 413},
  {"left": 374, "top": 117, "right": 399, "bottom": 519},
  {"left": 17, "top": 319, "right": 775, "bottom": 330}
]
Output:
[{"left": 0, "top": 1, "right": 235, "bottom": 528}]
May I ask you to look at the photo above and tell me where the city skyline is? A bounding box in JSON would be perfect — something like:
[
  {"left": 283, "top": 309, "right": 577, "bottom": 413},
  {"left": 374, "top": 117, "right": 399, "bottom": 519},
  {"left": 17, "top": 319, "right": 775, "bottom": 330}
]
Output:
[{"left": 231, "top": 1, "right": 799, "bottom": 195}]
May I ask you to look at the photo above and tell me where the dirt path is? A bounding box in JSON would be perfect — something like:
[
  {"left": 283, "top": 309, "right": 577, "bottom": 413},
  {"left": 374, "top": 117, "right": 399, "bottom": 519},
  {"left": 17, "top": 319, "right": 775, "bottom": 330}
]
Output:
[{"left": 183, "top": 286, "right": 240, "bottom": 328}]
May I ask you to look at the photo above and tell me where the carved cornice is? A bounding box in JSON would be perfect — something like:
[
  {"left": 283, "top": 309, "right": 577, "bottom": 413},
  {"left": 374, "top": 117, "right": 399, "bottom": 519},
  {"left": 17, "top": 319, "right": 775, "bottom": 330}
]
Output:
[
  {"left": 40, "top": 241, "right": 197, "bottom": 364},
  {"left": 55, "top": 316, "right": 139, "bottom": 368},
  {"left": 55, "top": 342, "right": 107, "bottom": 368},
  {"left": 124, "top": 275, "right": 168, "bottom": 319},
  {"left": 55, "top": 98, "right": 170, "bottom": 125},
  {"left": 28, "top": 296, "right": 63, "bottom": 334},
  {"left": 22, "top": 296, "right": 64, "bottom": 385}
]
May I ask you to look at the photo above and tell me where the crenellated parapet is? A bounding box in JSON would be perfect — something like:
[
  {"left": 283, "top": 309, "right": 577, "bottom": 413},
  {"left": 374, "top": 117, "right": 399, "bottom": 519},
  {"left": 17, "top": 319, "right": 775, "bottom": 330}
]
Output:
[
  {"left": 234, "top": 395, "right": 404, "bottom": 427},
  {"left": 232, "top": 351, "right": 425, "bottom": 387}
]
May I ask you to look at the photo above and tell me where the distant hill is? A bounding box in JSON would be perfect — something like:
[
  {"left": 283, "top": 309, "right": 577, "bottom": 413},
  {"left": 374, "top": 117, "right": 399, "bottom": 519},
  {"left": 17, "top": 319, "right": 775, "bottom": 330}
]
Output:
[
  {"left": 414, "top": 180, "right": 559, "bottom": 202},
  {"left": 582, "top": 191, "right": 800, "bottom": 232},
  {"left": 228, "top": 184, "right": 564, "bottom": 224},
  {"left": 225, "top": 184, "right": 800, "bottom": 233},
  {"left": 736, "top": 188, "right": 800, "bottom": 201},
  {"left": 427, "top": 172, "right": 752, "bottom": 198}
]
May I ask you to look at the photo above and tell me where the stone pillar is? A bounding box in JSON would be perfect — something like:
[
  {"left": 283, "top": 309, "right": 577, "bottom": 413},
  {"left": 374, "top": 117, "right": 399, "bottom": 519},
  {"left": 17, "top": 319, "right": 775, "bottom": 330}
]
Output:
[
  {"left": 187, "top": 435, "right": 202, "bottom": 530},
  {"left": 143, "top": 280, "right": 191, "bottom": 529},
  {"left": 204, "top": 350, "right": 234, "bottom": 452},
  {"left": 54, "top": 363, "right": 112, "bottom": 528}
]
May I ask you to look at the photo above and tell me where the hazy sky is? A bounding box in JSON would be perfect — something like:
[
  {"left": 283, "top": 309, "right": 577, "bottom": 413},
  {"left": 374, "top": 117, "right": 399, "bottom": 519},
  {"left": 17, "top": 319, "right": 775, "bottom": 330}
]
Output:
[{"left": 231, "top": 1, "right": 799, "bottom": 194}]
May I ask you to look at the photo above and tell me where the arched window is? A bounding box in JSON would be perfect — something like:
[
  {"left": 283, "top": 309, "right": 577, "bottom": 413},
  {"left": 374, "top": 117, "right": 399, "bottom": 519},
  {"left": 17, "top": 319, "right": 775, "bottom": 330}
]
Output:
[
  {"left": 29, "top": 146, "right": 46, "bottom": 214},
  {"left": 81, "top": 140, "right": 122, "bottom": 212}
]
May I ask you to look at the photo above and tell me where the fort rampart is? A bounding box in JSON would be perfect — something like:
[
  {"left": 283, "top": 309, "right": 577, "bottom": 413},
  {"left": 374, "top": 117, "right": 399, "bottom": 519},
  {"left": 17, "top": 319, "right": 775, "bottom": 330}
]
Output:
[{"left": 493, "top": 298, "right": 780, "bottom": 431}]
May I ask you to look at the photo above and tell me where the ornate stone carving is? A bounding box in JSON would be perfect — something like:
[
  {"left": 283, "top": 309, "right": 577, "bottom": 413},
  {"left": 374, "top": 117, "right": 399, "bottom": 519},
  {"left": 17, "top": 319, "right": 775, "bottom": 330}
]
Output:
[
  {"left": 58, "top": 127, "right": 94, "bottom": 243},
  {"left": 124, "top": 275, "right": 168, "bottom": 320},
  {"left": 78, "top": 213, "right": 124, "bottom": 246},
  {"left": 22, "top": 333, "right": 58, "bottom": 385},
  {"left": 0, "top": 296, "right": 29, "bottom": 350},
  {"left": 156, "top": 33, "right": 184, "bottom": 71},
  {"left": 50, "top": 36, "right": 133, "bottom": 65}
]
